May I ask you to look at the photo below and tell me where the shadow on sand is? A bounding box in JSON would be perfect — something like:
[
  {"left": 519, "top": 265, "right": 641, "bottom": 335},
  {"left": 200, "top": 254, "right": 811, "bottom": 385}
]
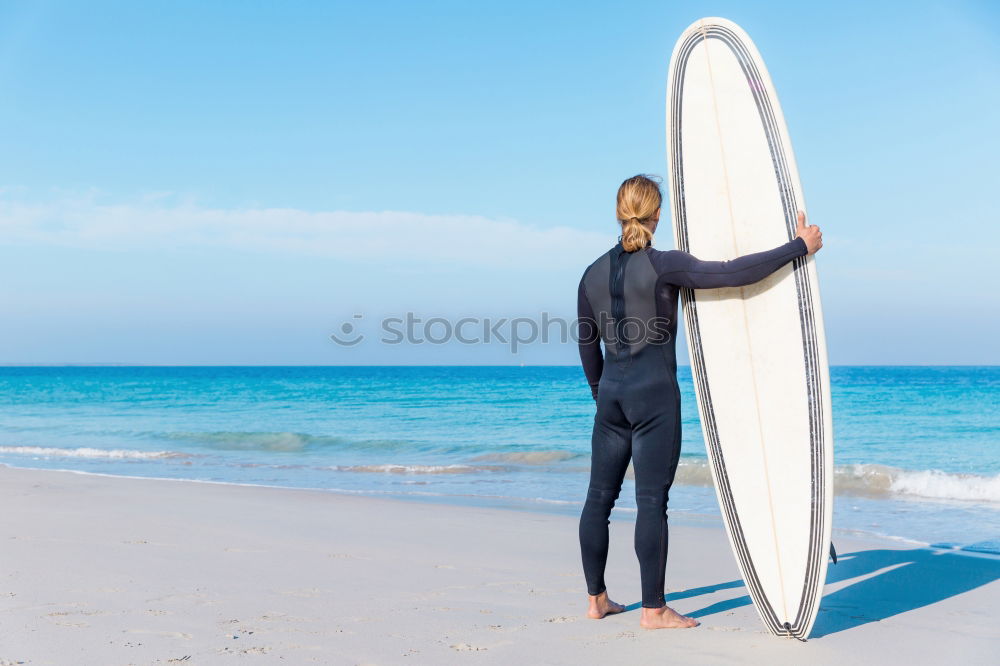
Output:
[
  {"left": 672, "top": 547, "right": 1000, "bottom": 637},
  {"left": 622, "top": 579, "right": 747, "bottom": 612}
]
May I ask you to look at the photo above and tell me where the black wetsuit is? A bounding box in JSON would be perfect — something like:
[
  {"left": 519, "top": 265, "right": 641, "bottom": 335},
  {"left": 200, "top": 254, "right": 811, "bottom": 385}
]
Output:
[{"left": 576, "top": 236, "right": 807, "bottom": 608}]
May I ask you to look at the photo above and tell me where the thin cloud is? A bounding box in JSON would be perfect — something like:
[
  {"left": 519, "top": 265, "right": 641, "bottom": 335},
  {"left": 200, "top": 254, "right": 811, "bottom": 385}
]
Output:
[{"left": 0, "top": 192, "right": 611, "bottom": 269}]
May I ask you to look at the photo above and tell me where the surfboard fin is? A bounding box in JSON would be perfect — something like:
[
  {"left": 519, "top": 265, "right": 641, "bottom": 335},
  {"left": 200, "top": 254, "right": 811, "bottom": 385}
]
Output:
[
  {"left": 783, "top": 621, "right": 807, "bottom": 642},
  {"left": 829, "top": 542, "right": 838, "bottom": 564}
]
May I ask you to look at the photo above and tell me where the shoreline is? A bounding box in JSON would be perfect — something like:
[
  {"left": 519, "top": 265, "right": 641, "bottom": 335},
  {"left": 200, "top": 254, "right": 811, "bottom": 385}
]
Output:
[
  {"left": 1, "top": 465, "right": 998, "bottom": 664},
  {"left": 0, "top": 460, "right": 958, "bottom": 554}
]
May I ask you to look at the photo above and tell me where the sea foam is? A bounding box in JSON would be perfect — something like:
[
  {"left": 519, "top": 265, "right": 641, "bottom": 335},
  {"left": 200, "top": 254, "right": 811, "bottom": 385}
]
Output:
[
  {"left": 328, "top": 463, "right": 510, "bottom": 475},
  {"left": 163, "top": 431, "right": 414, "bottom": 452},
  {"left": 470, "top": 451, "right": 583, "bottom": 464},
  {"left": 0, "top": 446, "right": 187, "bottom": 460},
  {"left": 616, "top": 458, "right": 1000, "bottom": 504}
]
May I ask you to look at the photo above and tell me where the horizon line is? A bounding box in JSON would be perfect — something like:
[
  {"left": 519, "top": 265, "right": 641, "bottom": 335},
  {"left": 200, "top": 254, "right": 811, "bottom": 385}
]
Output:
[{"left": 1, "top": 363, "right": 997, "bottom": 368}]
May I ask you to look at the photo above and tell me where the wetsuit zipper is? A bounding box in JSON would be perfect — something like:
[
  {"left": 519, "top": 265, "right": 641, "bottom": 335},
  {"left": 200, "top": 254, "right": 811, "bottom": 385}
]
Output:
[{"left": 611, "top": 249, "right": 631, "bottom": 363}]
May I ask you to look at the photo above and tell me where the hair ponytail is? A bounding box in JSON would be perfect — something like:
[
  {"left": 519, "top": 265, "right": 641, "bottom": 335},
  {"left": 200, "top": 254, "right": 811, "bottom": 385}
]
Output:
[
  {"left": 616, "top": 175, "right": 662, "bottom": 252},
  {"left": 621, "top": 216, "right": 653, "bottom": 253}
]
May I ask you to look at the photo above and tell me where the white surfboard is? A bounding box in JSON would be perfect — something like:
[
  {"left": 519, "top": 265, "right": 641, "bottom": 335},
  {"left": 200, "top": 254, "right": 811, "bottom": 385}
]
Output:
[{"left": 665, "top": 17, "right": 834, "bottom": 639}]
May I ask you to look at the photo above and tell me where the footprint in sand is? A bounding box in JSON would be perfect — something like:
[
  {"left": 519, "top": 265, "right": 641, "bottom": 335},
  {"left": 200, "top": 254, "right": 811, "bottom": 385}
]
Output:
[
  {"left": 124, "top": 629, "right": 193, "bottom": 640},
  {"left": 144, "top": 592, "right": 207, "bottom": 604},
  {"left": 277, "top": 587, "right": 323, "bottom": 598},
  {"left": 328, "top": 552, "right": 371, "bottom": 560},
  {"left": 544, "top": 616, "right": 578, "bottom": 623},
  {"left": 46, "top": 610, "right": 95, "bottom": 617},
  {"left": 257, "top": 613, "right": 318, "bottom": 625},
  {"left": 215, "top": 646, "right": 271, "bottom": 656},
  {"left": 450, "top": 643, "right": 487, "bottom": 651}
]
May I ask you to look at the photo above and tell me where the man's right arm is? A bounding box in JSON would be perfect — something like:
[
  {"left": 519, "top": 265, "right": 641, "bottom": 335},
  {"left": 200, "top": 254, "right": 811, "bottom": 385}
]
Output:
[
  {"left": 656, "top": 237, "right": 807, "bottom": 289},
  {"left": 656, "top": 211, "right": 823, "bottom": 289}
]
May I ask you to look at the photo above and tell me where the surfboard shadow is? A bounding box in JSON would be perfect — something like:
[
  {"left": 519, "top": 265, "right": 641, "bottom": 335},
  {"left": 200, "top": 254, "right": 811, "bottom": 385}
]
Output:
[
  {"left": 681, "top": 547, "right": 1000, "bottom": 637},
  {"left": 810, "top": 548, "right": 1000, "bottom": 637}
]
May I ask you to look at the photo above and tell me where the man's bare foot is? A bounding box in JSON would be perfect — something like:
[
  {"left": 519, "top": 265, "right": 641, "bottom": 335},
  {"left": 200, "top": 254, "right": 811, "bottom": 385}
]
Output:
[
  {"left": 639, "top": 605, "right": 699, "bottom": 629},
  {"left": 586, "top": 590, "right": 626, "bottom": 619}
]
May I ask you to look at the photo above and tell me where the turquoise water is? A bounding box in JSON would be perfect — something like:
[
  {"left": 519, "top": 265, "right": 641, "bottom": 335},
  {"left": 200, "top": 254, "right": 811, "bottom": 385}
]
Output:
[{"left": 0, "top": 366, "right": 997, "bottom": 553}]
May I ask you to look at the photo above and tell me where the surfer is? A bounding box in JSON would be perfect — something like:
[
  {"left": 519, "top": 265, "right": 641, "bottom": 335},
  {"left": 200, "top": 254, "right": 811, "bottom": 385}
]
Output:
[{"left": 577, "top": 174, "right": 822, "bottom": 629}]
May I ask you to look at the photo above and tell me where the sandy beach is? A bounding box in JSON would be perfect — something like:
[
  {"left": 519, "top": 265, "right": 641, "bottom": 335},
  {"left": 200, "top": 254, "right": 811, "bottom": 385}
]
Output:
[{"left": 0, "top": 465, "right": 997, "bottom": 665}]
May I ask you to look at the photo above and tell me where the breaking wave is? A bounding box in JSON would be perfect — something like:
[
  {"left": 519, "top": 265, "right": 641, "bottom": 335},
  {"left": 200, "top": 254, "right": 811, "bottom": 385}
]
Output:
[
  {"left": 666, "top": 459, "right": 1000, "bottom": 504},
  {"left": 163, "top": 431, "right": 415, "bottom": 452},
  {"left": 4, "top": 438, "right": 996, "bottom": 505},
  {"left": 470, "top": 451, "right": 583, "bottom": 464},
  {"left": 836, "top": 464, "right": 1000, "bottom": 503},
  {"left": 328, "top": 463, "right": 511, "bottom": 475},
  {"left": 0, "top": 445, "right": 187, "bottom": 460}
]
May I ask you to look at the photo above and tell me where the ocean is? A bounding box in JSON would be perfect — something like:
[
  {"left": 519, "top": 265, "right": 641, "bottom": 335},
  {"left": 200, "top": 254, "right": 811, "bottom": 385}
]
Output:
[{"left": 1, "top": 366, "right": 997, "bottom": 555}]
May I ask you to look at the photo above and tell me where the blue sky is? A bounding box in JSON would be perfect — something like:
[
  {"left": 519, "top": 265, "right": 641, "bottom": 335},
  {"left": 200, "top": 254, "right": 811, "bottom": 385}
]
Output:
[{"left": 1, "top": 0, "right": 998, "bottom": 364}]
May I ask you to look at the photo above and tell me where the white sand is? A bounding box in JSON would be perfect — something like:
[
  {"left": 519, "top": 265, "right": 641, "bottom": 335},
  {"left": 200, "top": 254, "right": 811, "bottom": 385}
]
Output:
[{"left": 0, "top": 465, "right": 997, "bottom": 665}]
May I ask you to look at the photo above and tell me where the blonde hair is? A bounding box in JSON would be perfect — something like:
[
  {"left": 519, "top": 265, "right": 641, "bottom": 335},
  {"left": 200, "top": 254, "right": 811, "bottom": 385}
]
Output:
[{"left": 616, "top": 174, "right": 662, "bottom": 252}]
